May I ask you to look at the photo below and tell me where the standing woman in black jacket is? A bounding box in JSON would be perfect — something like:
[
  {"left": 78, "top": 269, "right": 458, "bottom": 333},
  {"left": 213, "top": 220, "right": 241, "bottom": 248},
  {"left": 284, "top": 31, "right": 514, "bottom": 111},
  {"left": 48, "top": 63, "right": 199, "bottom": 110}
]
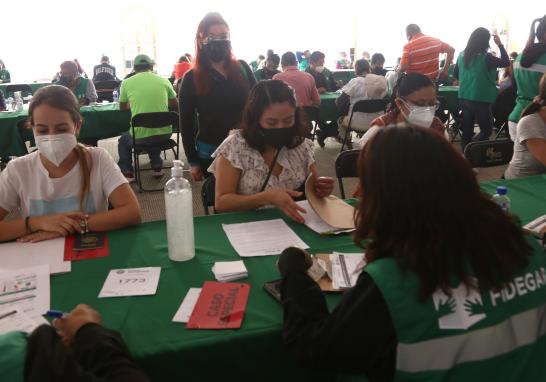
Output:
[{"left": 179, "top": 12, "right": 256, "bottom": 181}]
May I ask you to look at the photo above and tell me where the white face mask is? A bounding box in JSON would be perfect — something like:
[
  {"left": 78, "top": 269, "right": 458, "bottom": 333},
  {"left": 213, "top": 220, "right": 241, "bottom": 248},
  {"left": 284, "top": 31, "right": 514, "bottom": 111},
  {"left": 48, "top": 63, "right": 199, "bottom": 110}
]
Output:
[
  {"left": 401, "top": 100, "right": 436, "bottom": 128},
  {"left": 314, "top": 66, "right": 325, "bottom": 73},
  {"left": 34, "top": 133, "right": 77, "bottom": 166}
]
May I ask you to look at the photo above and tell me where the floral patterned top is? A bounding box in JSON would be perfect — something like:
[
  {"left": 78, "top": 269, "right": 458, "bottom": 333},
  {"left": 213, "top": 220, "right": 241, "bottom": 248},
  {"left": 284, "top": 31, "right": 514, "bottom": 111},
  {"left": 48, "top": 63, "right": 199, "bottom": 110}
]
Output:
[{"left": 208, "top": 130, "right": 315, "bottom": 195}]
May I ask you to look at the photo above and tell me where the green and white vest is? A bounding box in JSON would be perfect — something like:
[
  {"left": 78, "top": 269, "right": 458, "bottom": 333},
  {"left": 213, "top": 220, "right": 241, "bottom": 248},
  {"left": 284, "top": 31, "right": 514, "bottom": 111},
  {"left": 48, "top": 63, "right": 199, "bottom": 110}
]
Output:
[
  {"left": 457, "top": 52, "right": 497, "bottom": 104},
  {"left": 365, "top": 236, "right": 546, "bottom": 381}
]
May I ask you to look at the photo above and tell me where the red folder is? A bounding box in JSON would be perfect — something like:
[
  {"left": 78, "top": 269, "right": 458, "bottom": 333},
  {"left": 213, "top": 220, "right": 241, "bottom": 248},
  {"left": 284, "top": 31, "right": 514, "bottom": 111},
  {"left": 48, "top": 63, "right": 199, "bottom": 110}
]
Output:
[
  {"left": 187, "top": 281, "right": 250, "bottom": 329},
  {"left": 63, "top": 234, "right": 110, "bottom": 261}
]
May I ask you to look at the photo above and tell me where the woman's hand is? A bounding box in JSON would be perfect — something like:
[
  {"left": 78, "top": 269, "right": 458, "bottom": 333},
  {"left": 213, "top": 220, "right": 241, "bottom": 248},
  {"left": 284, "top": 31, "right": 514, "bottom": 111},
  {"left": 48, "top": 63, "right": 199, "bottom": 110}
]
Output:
[
  {"left": 314, "top": 176, "right": 334, "bottom": 198},
  {"left": 53, "top": 304, "right": 101, "bottom": 345},
  {"left": 266, "top": 188, "right": 306, "bottom": 223},
  {"left": 17, "top": 231, "right": 62, "bottom": 243},
  {"left": 190, "top": 165, "right": 203, "bottom": 181},
  {"left": 30, "top": 212, "right": 86, "bottom": 236}
]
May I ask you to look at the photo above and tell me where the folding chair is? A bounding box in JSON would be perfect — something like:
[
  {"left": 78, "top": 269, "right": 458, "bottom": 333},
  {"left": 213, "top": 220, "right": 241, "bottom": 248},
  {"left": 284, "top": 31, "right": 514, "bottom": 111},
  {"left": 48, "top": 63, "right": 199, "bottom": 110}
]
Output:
[
  {"left": 131, "top": 111, "right": 180, "bottom": 192},
  {"left": 334, "top": 149, "right": 360, "bottom": 199},
  {"left": 201, "top": 175, "right": 216, "bottom": 215},
  {"left": 340, "top": 99, "right": 389, "bottom": 152},
  {"left": 463, "top": 139, "right": 514, "bottom": 168},
  {"left": 302, "top": 106, "right": 320, "bottom": 141},
  {"left": 94, "top": 80, "right": 121, "bottom": 102}
]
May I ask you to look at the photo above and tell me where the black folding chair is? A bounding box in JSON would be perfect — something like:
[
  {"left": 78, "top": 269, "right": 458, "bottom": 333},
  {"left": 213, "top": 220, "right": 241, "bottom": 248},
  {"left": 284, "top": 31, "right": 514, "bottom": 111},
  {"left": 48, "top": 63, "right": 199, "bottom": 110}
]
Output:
[
  {"left": 302, "top": 106, "right": 320, "bottom": 141},
  {"left": 201, "top": 175, "right": 216, "bottom": 215},
  {"left": 131, "top": 111, "right": 180, "bottom": 192},
  {"left": 463, "top": 139, "right": 514, "bottom": 168},
  {"left": 94, "top": 80, "right": 121, "bottom": 102},
  {"left": 340, "top": 99, "right": 389, "bottom": 152},
  {"left": 334, "top": 149, "right": 360, "bottom": 199},
  {"left": 6, "top": 84, "right": 33, "bottom": 102}
]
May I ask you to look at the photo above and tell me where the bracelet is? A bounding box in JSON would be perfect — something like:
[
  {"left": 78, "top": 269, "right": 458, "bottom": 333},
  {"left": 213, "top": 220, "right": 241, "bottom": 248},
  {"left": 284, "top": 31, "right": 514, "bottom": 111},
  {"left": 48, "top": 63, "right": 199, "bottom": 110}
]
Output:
[
  {"left": 79, "top": 215, "right": 89, "bottom": 234},
  {"left": 25, "top": 216, "right": 33, "bottom": 234}
]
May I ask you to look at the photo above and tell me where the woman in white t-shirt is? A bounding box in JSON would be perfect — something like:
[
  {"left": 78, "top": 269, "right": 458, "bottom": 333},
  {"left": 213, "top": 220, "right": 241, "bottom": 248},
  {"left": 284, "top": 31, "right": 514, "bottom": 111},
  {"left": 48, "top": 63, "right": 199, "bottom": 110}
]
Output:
[
  {"left": 0, "top": 85, "right": 141, "bottom": 243},
  {"left": 209, "top": 80, "right": 334, "bottom": 223}
]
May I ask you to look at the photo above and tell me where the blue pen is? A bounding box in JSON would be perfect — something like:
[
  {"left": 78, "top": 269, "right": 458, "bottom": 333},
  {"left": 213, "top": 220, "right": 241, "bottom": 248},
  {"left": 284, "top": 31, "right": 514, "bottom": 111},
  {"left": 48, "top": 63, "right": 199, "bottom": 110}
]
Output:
[{"left": 45, "top": 310, "right": 65, "bottom": 319}]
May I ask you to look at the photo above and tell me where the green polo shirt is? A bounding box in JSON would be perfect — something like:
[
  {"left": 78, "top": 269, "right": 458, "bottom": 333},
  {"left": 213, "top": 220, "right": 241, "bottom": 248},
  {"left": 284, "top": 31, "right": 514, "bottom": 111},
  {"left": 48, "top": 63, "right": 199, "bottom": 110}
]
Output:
[{"left": 119, "top": 71, "right": 177, "bottom": 139}]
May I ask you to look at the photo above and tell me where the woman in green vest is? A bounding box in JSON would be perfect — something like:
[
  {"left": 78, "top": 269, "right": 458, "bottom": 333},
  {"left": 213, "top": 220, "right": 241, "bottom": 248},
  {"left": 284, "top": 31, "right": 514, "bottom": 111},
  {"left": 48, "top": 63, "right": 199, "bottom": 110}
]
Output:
[
  {"left": 0, "top": 304, "right": 149, "bottom": 381},
  {"left": 279, "top": 126, "right": 546, "bottom": 382},
  {"left": 455, "top": 27, "right": 510, "bottom": 150},
  {"left": 509, "top": 15, "right": 546, "bottom": 140}
]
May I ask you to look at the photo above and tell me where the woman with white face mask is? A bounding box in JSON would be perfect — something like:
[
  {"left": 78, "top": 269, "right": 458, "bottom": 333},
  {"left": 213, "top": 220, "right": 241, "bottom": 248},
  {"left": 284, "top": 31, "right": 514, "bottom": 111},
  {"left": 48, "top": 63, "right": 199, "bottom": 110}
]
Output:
[
  {"left": 359, "top": 73, "right": 446, "bottom": 148},
  {"left": 0, "top": 85, "right": 141, "bottom": 243}
]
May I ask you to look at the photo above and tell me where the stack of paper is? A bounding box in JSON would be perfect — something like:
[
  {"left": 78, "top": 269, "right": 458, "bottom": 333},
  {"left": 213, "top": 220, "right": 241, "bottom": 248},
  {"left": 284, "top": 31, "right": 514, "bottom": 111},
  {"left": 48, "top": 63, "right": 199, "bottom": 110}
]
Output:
[
  {"left": 330, "top": 252, "right": 366, "bottom": 289},
  {"left": 297, "top": 200, "right": 354, "bottom": 235},
  {"left": 0, "top": 309, "right": 46, "bottom": 335},
  {"left": 212, "top": 261, "right": 248, "bottom": 282},
  {"left": 0, "top": 238, "right": 70, "bottom": 274},
  {"left": 222, "top": 219, "right": 309, "bottom": 257}
]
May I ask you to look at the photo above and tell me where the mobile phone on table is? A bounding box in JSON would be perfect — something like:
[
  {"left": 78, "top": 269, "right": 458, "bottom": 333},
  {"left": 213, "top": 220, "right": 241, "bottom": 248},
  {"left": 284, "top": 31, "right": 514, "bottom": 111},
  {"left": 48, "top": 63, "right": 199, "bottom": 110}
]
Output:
[{"left": 263, "top": 280, "right": 282, "bottom": 303}]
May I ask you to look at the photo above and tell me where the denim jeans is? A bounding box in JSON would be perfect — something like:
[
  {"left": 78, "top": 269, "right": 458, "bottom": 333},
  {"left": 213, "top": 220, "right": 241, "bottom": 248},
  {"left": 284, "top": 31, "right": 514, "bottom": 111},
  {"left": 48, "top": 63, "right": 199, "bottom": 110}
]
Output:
[
  {"left": 117, "top": 132, "right": 171, "bottom": 173},
  {"left": 460, "top": 99, "right": 493, "bottom": 150}
]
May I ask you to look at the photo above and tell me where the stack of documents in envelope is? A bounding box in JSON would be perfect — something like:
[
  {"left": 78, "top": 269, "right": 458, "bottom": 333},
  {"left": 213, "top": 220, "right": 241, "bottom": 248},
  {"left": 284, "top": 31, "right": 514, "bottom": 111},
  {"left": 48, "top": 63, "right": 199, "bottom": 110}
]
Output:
[{"left": 212, "top": 261, "right": 248, "bottom": 282}]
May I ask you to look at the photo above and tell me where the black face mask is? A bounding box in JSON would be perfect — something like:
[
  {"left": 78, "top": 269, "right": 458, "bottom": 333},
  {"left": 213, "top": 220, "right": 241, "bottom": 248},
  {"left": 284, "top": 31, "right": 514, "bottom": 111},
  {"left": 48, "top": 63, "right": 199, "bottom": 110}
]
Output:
[
  {"left": 203, "top": 40, "right": 231, "bottom": 63},
  {"left": 259, "top": 126, "right": 294, "bottom": 149}
]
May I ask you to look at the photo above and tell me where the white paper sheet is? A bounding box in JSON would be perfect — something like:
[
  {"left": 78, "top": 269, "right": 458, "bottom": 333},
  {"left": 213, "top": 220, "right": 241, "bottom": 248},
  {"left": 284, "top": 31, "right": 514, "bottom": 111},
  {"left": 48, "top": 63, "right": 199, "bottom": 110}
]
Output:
[
  {"left": 222, "top": 219, "right": 309, "bottom": 257},
  {"left": 172, "top": 288, "right": 202, "bottom": 323},
  {"left": 330, "top": 253, "right": 366, "bottom": 289},
  {"left": 296, "top": 200, "right": 345, "bottom": 235},
  {"left": 0, "top": 308, "right": 43, "bottom": 335},
  {"left": 0, "top": 265, "right": 50, "bottom": 318},
  {"left": 98, "top": 267, "right": 161, "bottom": 298},
  {"left": 0, "top": 238, "right": 70, "bottom": 274}
]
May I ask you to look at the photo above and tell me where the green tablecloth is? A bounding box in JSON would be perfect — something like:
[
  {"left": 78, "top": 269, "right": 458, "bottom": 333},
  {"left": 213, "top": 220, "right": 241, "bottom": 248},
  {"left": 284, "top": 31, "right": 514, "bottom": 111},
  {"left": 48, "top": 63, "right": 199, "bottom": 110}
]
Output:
[
  {"left": 319, "top": 92, "right": 340, "bottom": 122},
  {"left": 0, "top": 103, "right": 131, "bottom": 157},
  {"left": 0, "top": 82, "right": 50, "bottom": 98},
  {"left": 48, "top": 175, "right": 546, "bottom": 381}
]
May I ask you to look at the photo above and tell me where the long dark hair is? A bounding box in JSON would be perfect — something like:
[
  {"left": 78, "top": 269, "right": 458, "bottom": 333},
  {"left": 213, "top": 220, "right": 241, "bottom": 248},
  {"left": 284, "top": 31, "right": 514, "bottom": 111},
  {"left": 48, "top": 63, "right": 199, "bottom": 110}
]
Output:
[
  {"left": 463, "top": 27, "right": 490, "bottom": 68},
  {"left": 29, "top": 85, "right": 91, "bottom": 211},
  {"left": 192, "top": 12, "right": 247, "bottom": 96},
  {"left": 241, "top": 80, "right": 307, "bottom": 152},
  {"left": 354, "top": 126, "right": 531, "bottom": 299},
  {"left": 388, "top": 73, "right": 435, "bottom": 117},
  {"left": 521, "top": 15, "right": 546, "bottom": 68},
  {"left": 521, "top": 71, "right": 546, "bottom": 118}
]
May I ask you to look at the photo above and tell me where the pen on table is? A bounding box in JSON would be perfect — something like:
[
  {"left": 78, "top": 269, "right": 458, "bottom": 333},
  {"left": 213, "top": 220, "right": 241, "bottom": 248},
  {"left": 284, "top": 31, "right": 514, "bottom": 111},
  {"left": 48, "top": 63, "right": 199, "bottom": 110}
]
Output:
[
  {"left": 0, "top": 310, "right": 17, "bottom": 320},
  {"left": 45, "top": 310, "right": 65, "bottom": 319}
]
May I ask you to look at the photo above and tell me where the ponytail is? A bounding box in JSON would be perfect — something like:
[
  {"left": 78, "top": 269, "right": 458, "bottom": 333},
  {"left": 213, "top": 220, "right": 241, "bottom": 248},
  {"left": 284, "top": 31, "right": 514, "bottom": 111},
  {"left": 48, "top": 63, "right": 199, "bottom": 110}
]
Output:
[{"left": 73, "top": 144, "right": 92, "bottom": 211}]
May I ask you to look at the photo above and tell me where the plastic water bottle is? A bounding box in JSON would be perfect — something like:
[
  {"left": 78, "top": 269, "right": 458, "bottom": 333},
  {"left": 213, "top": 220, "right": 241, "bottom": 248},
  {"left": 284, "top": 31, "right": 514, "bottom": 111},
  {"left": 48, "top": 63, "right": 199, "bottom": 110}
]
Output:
[
  {"left": 165, "top": 160, "right": 195, "bottom": 261},
  {"left": 112, "top": 88, "right": 119, "bottom": 103},
  {"left": 492, "top": 186, "right": 510, "bottom": 213}
]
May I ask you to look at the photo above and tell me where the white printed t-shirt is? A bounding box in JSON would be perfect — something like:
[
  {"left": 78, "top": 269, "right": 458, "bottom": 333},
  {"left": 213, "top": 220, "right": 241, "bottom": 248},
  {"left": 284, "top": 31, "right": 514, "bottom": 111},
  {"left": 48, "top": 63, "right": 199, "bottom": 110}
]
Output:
[{"left": 0, "top": 147, "right": 127, "bottom": 217}]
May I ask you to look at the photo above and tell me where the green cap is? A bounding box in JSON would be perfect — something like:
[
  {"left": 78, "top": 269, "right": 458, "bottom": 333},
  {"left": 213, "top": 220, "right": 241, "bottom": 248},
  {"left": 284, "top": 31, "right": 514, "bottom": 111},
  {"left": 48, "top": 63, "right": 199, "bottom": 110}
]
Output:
[{"left": 134, "top": 54, "right": 153, "bottom": 66}]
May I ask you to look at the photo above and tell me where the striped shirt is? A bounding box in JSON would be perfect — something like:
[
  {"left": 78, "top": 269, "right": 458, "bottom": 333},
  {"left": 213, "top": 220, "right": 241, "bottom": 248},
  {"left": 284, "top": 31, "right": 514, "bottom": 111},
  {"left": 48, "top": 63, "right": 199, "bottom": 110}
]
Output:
[{"left": 401, "top": 33, "right": 452, "bottom": 79}]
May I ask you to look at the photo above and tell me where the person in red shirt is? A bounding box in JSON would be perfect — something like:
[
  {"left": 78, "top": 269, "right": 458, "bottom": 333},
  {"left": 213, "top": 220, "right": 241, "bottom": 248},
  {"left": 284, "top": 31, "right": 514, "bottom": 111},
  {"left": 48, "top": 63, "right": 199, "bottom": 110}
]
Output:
[{"left": 398, "top": 24, "right": 455, "bottom": 81}]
